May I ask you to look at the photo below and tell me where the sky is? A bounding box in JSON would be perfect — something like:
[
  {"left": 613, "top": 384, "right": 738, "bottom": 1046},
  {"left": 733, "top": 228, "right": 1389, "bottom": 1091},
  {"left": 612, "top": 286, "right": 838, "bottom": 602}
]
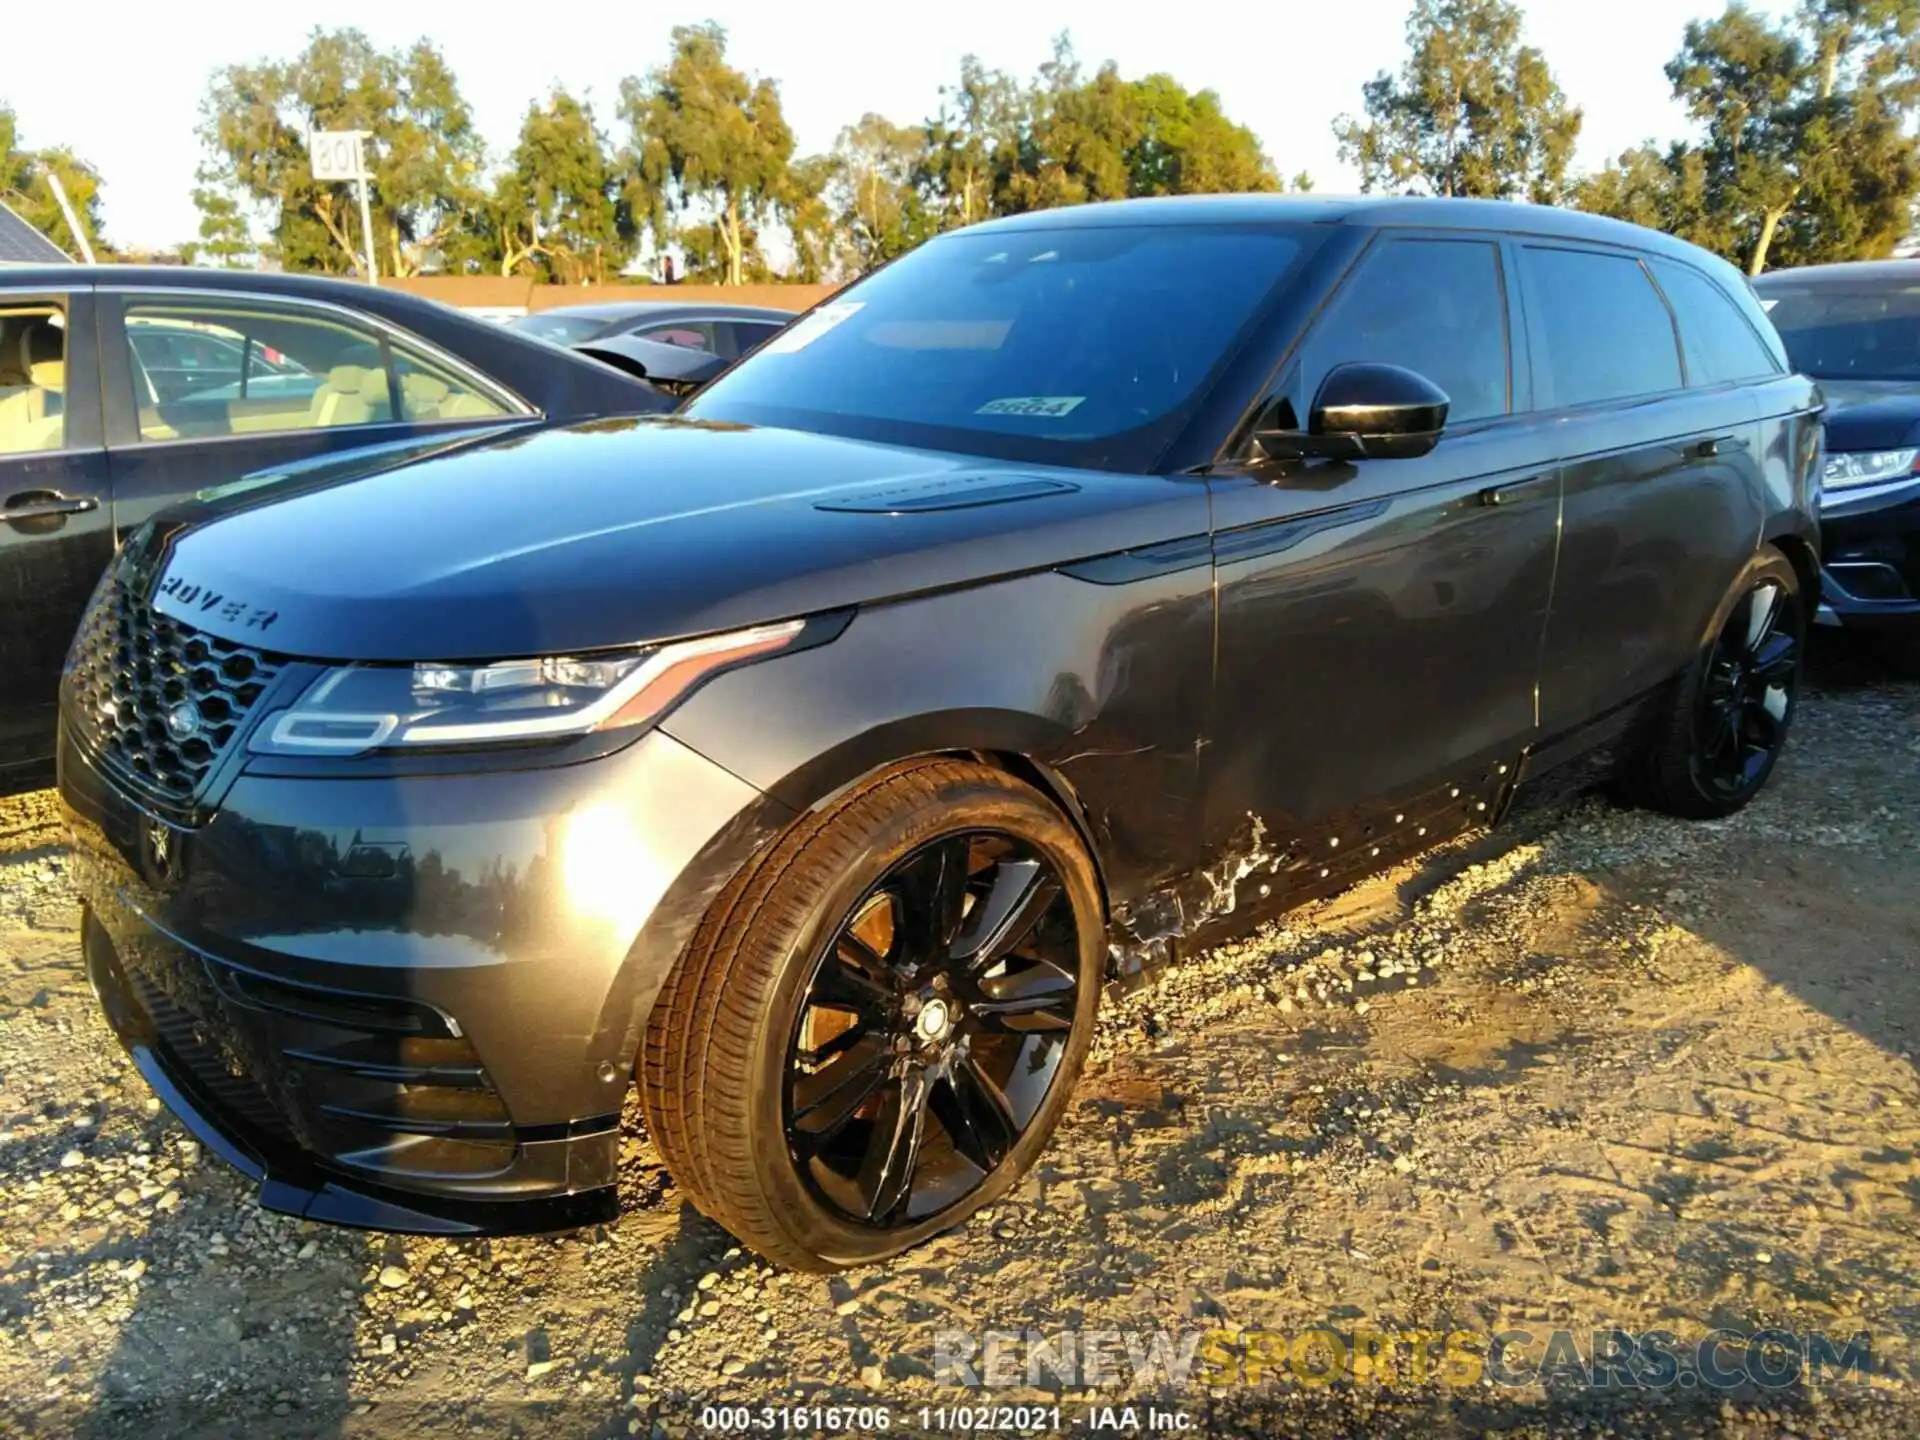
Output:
[{"left": 6, "top": 0, "right": 1795, "bottom": 253}]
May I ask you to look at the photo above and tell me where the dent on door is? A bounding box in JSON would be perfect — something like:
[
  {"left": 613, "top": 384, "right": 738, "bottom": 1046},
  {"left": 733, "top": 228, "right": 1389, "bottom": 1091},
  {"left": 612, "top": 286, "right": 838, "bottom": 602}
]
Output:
[{"left": 1117, "top": 432, "right": 1562, "bottom": 976}]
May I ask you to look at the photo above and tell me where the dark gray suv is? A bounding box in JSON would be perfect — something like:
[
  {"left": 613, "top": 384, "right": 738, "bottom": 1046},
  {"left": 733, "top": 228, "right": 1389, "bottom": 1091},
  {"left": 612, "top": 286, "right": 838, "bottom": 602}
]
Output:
[{"left": 60, "top": 197, "right": 1820, "bottom": 1269}]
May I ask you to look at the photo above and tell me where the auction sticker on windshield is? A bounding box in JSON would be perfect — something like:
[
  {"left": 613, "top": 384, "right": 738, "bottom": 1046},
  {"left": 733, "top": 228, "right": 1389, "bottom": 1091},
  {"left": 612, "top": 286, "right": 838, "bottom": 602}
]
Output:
[
  {"left": 761, "top": 301, "right": 865, "bottom": 354},
  {"left": 977, "top": 396, "right": 1086, "bottom": 417}
]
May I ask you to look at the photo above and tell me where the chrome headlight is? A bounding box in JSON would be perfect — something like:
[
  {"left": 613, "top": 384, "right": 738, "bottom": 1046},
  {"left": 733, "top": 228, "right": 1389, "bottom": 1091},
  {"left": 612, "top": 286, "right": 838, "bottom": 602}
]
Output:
[
  {"left": 1822, "top": 448, "right": 1919, "bottom": 489},
  {"left": 250, "top": 620, "right": 806, "bottom": 756}
]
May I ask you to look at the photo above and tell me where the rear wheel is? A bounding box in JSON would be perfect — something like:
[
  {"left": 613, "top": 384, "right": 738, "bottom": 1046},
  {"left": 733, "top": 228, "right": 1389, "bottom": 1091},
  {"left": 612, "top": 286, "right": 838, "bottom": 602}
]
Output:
[
  {"left": 1633, "top": 548, "right": 1804, "bottom": 819},
  {"left": 640, "top": 759, "right": 1103, "bottom": 1269}
]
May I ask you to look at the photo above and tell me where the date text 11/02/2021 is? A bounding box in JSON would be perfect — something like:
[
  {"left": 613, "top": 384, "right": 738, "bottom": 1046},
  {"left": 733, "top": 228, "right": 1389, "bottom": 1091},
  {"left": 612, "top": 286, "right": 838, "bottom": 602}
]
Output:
[{"left": 694, "top": 1406, "right": 1193, "bottom": 1432}]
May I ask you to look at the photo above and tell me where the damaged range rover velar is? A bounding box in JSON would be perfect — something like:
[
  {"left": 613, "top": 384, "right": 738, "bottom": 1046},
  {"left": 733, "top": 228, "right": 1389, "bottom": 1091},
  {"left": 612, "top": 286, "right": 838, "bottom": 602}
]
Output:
[{"left": 60, "top": 197, "right": 1821, "bottom": 1269}]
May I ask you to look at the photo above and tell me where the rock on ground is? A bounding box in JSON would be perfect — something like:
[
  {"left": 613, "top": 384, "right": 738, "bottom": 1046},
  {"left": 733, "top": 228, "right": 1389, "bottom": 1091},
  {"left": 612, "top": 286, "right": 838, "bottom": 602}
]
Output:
[{"left": 3, "top": 641, "right": 1919, "bottom": 1436}]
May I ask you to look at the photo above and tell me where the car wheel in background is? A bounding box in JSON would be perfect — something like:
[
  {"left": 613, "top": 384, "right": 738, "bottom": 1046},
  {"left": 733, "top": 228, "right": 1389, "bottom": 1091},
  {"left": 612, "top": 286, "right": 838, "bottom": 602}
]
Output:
[
  {"left": 1633, "top": 547, "right": 1805, "bottom": 820},
  {"left": 640, "top": 759, "right": 1104, "bottom": 1269}
]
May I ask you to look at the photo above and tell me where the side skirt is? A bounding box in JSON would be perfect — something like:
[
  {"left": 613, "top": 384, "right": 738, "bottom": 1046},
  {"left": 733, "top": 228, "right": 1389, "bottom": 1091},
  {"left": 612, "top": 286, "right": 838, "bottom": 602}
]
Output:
[{"left": 1102, "top": 679, "right": 1674, "bottom": 998}]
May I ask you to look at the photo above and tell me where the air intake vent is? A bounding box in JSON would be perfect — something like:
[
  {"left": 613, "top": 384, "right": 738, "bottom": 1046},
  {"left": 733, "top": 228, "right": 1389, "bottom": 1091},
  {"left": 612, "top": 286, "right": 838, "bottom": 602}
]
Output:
[{"left": 816, "top": 475, "right": 1079, "bottom": 514}]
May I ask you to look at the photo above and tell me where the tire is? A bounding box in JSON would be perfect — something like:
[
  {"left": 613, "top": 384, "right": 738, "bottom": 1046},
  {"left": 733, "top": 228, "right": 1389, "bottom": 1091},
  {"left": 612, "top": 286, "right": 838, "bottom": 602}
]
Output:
[
  {"left": 640, "top": 758, "right": 1104, "bottom": 1270},
  {"left": 1632, "top": 547, "right": 1805, "bottom": 820}
]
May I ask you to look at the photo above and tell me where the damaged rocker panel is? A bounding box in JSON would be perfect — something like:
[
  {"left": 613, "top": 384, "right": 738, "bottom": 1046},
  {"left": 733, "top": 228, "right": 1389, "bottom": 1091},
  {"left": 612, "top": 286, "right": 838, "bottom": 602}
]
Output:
[{"left": 1104, "top": 759, "right": 1521, "bottom": 995}]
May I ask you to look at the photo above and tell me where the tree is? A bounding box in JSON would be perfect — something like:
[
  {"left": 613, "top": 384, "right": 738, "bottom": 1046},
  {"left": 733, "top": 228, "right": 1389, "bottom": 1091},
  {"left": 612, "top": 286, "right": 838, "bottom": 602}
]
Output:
[
  {"left": 829, "top": 113, "right": 933, "bottom": 271},
  {"left": 0, "top": 104, "right": 106, "bottom": 257},
  {"left": 1580, "top": 2, "right": 1920, "bottom": 274},
  {"left": 781, "top": 153, "right": 841, "bottom": 283},
  {"left": 1124, "top": 72, "right": 1281, "bottom": 195},
  {"left": 182, "top": 183, "right": 254, "bottom": 267},
  {"left": 918, "top": 56, "right": 1025, "bottom": 227},
  {"left": 1334, "top": 0, "right": 1583, "bottom": 201},
  {"left": 1573, "top": 143, "right": 1719, "bottom": 247},
  {"left": 196, "top": 28, "right": 486, "bottom": 276},
  {"left": 913, "top": 38, "right": 1288, "bottom": 228},
  {"left": 620, "top": 23, "right": 798, "bottom": 286},
  {"left": 1007, "top": 41, "right": 1139, "bottom": 212},
  {"left": 483, "top": 90, "right": 628, "bottom": 282}
]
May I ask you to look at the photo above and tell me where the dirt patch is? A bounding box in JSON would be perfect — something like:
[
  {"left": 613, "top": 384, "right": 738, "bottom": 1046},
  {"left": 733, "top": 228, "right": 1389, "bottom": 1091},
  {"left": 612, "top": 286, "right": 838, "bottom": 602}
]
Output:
[{"left": 4, "top": 641, "right": 1920, "bottom": 1437}]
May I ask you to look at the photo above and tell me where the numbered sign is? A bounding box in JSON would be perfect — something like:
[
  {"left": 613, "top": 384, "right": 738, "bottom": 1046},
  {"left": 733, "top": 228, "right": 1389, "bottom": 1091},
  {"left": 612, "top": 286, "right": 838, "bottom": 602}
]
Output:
[{"left": 308, "top": 131, "right": 369, "bottom": 182}]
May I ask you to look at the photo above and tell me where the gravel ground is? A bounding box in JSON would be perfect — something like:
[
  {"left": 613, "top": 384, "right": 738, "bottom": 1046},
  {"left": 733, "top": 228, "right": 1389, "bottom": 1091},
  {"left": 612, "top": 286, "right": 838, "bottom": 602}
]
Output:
[{"left": 4, "top": 640, "right": 1920, "bottom": 1438}]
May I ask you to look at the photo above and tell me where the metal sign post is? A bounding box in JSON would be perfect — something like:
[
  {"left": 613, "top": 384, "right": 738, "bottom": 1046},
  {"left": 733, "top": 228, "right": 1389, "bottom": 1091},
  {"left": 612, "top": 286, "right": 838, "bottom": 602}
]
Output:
[
  {"left": 307, "top": 130, "right": 378, "bottom": 284},
  {"left": 43, "top": 173, "right": 97, "bottom": 264}
]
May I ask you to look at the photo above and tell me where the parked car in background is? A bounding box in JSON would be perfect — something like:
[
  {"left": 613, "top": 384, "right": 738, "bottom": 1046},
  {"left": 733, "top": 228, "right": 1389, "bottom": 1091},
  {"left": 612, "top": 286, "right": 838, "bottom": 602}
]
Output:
[
  {"left": 572, "top": 331, "right": 732, "bottom": 397},
  {"left": 60, "top": 198, "right": 1818, "bottom": 1269},
  {"left": 1754, "top": 262, "right": 1920, "bottom": 665},
  {"left": 0, "top": 266, "right": 665, "bottom": 790},
  {"left": 509, "top": 300, "right": 794, "bottom": 359}
]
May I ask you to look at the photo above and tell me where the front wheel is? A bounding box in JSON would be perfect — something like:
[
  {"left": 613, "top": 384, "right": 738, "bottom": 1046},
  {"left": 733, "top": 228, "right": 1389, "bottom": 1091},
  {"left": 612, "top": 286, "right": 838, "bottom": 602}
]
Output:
[
  {"left": 1633, "top": 548, "right": 1805, "bottom": 819},
  {"left": 640, "top": 759, "right": 1104, "bottom": 1269}
]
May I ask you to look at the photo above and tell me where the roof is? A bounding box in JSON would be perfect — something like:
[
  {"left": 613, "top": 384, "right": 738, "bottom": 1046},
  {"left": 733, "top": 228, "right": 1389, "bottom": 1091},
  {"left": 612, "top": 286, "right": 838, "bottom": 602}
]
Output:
[
  {"left": 968, "top": 194, "right": 1721, "bottom": 265},
  {"left": 0, "top": 264, "right": 479, "bottom": 327},
  {"left": 534, "top": 299, "right": 797, "bottom": 323},
  {"left": 0, "top": 201, "right": 71, "bottom": 264},
  {"left": 1752, "top": 260, "right": 1920, "bottom": 289}
]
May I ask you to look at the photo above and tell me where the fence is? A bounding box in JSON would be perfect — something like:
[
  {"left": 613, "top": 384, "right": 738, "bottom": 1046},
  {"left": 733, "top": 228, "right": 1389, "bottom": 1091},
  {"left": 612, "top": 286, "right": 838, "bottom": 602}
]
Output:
[{"left": 384, "top": 275, "right": 839, "bottom": 315}]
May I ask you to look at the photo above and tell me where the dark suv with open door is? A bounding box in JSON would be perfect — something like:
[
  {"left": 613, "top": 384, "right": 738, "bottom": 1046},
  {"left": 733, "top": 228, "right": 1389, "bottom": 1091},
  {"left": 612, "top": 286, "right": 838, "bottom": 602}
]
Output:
[{"left": 59, "top": 197, "right": 1820, "bottom": 1269}]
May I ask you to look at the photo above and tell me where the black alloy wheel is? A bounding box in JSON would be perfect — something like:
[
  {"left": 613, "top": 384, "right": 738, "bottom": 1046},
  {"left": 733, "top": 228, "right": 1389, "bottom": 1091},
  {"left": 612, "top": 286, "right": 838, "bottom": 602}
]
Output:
[
  {"left": 1692, "top": 575, "right": 1802, "bottom": 802},
  {"left": 1634, "top": 548, "right": 1805, "bottom": 820},
  {"left": 784, "top": 832, "right": 1081, "bottom": 1227},
  {"left": 640, "top": 758, "right": 1103, "bottom": 1270}
]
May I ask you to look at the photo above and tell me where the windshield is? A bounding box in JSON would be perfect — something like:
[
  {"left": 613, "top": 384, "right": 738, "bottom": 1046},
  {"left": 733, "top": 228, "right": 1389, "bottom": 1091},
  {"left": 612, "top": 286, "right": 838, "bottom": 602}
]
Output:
[
  {"left": 1761, "top": 284, "right": 1920, "bottom": 381},
  {"left": 685, "top": 223, "right": 1317, "bottom": 470},
  {"left": 509, "top": 313, "right": 610, "bottom": 346}
]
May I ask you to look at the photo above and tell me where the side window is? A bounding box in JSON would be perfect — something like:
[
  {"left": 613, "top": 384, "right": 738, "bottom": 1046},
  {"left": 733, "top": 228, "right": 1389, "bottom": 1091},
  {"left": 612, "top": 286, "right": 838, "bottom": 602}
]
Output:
[
  {"left": 724, "top": 320, "right": 783, "bottom": 358},
  {"left": 1301, "top": 239, "right": 1510, "bottom": 424},
  {"left": 636, "top": 321, "right": 716, "bottom": 354},
  {"left": 392, "top": 348, "right": 512, "bottom": 422},
  {"left": 0, "top": 305, "right": 67, "bottom": 455},
  {"left": 1650, "top": 260, "right": 1781, "bottom": 386},
  {"left": 1523, "top": 248, "right": 1683, "bottom": 407},
  {"left": 124, "top": 300, "right": 392, "bottom": 442}
]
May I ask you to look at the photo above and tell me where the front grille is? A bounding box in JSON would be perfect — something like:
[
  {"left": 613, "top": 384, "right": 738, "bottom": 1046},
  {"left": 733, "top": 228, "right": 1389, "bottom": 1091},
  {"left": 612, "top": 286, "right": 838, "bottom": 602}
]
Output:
[{"left": 65, "top": 576, "right": 285, "bottom": 806}]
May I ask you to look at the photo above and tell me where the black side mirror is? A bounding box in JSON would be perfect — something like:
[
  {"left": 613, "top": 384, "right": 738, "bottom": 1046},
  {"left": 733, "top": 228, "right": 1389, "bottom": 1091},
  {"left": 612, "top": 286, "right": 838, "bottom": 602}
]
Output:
[{"left": 1255, "top": 362, "right": 1450, "bottom": 463}]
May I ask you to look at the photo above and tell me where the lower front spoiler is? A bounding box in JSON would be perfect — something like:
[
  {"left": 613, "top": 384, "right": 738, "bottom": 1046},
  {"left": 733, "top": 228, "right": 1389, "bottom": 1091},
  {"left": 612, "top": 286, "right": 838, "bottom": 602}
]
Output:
[
  {"left": 1814, "top": 570, "right": 1920, "bottom": 630},
  {"left": 83, "top": 911, "right": 618, "bottom": 1237}
]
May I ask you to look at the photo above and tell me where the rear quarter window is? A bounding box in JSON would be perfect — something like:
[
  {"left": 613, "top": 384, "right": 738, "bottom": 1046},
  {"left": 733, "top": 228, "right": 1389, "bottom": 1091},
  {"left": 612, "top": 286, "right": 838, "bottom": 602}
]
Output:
[{"left": 1651, "top": 260, "right": 1781, "bottom": 386}]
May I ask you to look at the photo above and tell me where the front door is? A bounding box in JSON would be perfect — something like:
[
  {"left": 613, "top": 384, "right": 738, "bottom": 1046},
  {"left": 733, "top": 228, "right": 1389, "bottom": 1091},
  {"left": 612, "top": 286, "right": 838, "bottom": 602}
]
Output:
[
  {"left": 1202, "top": 234, "right": 1562, "bottom": 911},
  {"left": 98, "top": 290, "right": 517, "bottom": 534},
  {"left": 0, "top": 289, "right": 108, "bottom": 778}
]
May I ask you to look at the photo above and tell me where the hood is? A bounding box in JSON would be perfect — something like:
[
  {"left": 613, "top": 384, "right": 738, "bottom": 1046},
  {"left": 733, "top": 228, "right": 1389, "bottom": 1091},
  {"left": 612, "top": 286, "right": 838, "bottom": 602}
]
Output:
[
  {"left": 182, "top": 423, "right": 535, "bottom": 512},
  {"left": 142, "top": 416, "right": 1206, "bottom": 662},
  {"left": 574, "top": 333, "right": 726, "bottom": 391},
  {"left": 1817, "top": 380, "right": 1920, "bottom": 453}
]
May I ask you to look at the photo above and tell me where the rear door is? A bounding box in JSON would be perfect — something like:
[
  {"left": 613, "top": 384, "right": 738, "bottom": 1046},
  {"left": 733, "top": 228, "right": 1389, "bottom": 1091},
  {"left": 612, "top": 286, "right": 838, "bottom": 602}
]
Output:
[
  {"left": 1518, "top": 245, "right": 1766, "bottom": 734},
  {"left": 99, "top": 289, "right": 526, "bottom": 534},
  {"left": 0, "top": 287, "right": 108, "bottom": 776}
]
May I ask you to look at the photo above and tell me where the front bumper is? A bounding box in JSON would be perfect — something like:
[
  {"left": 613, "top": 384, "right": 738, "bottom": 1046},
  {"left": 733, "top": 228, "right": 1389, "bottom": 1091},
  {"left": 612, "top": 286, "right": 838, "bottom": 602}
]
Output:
[
  {"left": 62, "top": 723, "right": 787, "bottom": 1235},
  {"left": 1816, "top": 474, "right": 1920, "bottom": 629}
]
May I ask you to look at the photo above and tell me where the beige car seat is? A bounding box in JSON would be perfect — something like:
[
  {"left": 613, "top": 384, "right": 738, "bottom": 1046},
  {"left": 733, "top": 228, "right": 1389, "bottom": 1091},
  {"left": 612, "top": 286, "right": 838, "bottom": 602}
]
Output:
[
  {"left": 307, "top": 364, "right": 393, "bottom": 427},
  {"left": 0, "top": 321, "right": 66, "bottom": 451},
  {"left": 398, "top": 370, "right": 499, "bottom": 422},
  {"left": 399, "top": 371, "right": 450, "bottom": 420}
]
